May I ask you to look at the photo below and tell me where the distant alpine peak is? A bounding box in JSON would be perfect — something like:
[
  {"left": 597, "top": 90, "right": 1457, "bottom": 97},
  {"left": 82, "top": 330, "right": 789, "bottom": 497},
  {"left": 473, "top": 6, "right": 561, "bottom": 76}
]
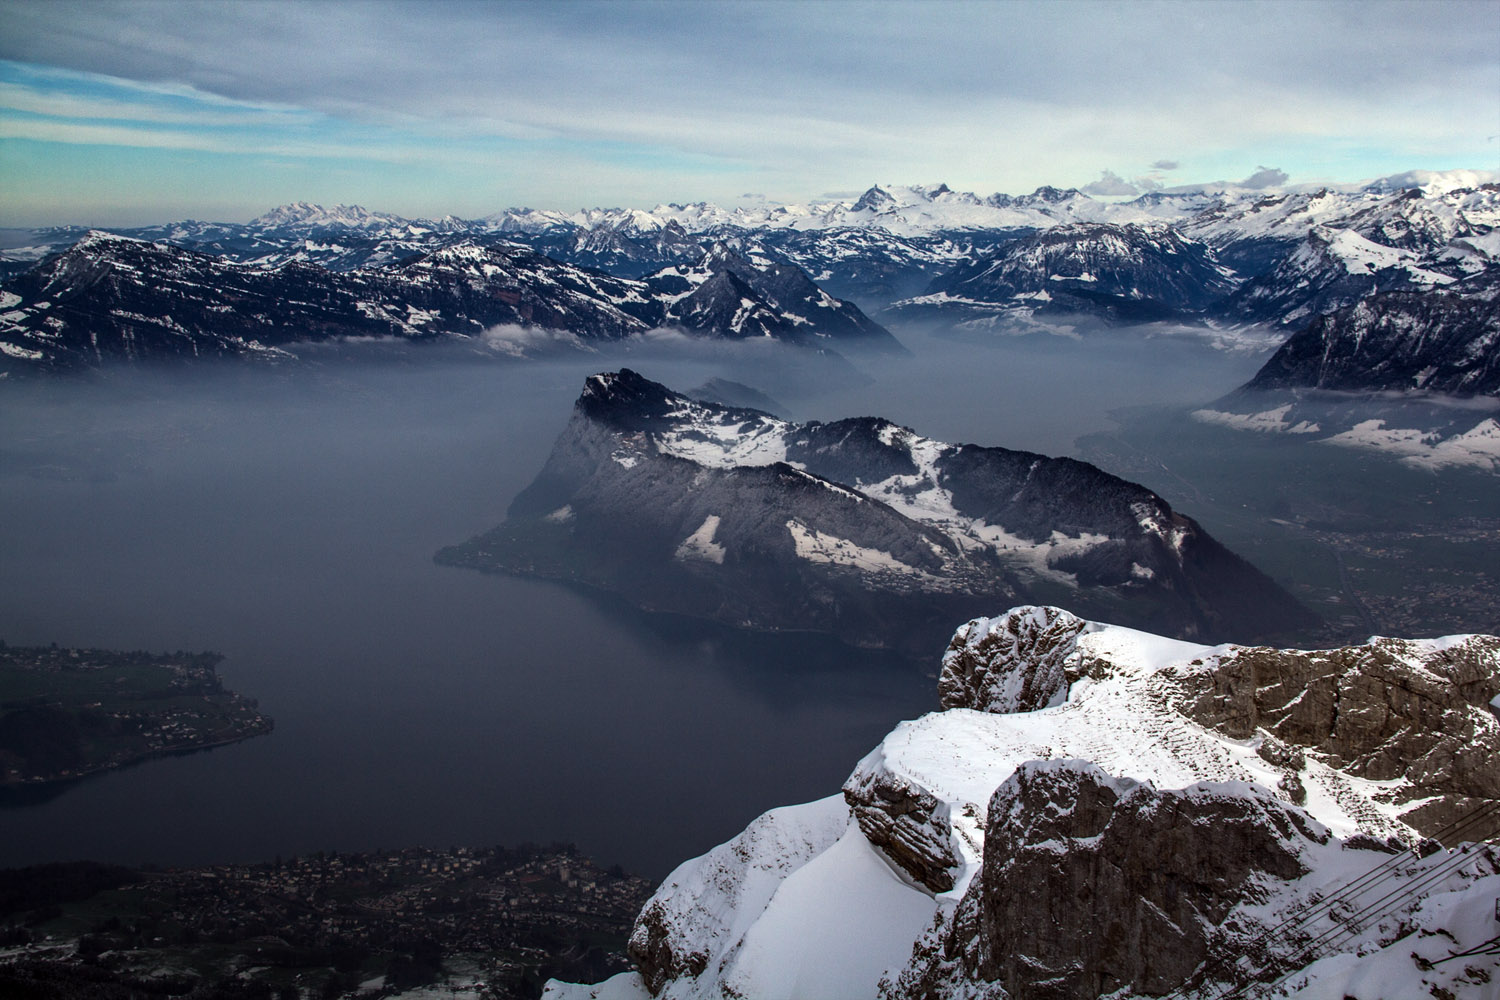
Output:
[
  {"left": 70, "top": 229, "right": 154, "bottom": 251},
  {"left": 249, "top": 202, "right": 401, "bottom": 230},
  {"left": 1026, "top": 184, "right": 1083, "bottom": 203},
  {"left": 695, "top": 239, "right": 759, "bottom": 269},
  {"left": 581, "top": 367, "right": 656, "bottom": 401},
  {"left": 851, "top": 185, "right": 896, "bottom": 213},
  {"left": 578, "top": 368, "right": 695, "bottom": 425}
]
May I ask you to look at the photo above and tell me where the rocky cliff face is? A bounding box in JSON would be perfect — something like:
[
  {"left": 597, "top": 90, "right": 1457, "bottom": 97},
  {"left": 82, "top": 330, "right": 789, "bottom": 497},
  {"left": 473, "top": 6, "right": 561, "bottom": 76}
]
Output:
[
  {"left": 891, "top": 763, "right": 1327, "bottom": 1000},
  {"left": 1174, "top": 631, "right": 1500, "bottom": 835},
  {"left": 935, "top": 605, "right": 1500, "bottom": 842},
  {"left": 936, "top": 604, "right": 1092, "bottom": 714},
  {"left": 439, "top": 372, "right": 1315, "bottom": 652},
  {"left": 882, "top": 767, "right": 1344, "bottom": 1000},
  {"left": 548, "top": 606, "right": 1500, "bottom": 1000}
]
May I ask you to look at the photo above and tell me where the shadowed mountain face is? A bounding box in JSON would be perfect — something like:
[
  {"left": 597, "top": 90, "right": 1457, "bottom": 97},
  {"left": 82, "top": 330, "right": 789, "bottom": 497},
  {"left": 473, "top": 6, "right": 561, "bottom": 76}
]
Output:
[
  {"left": 887, "top": 223, "right": 1239, "bottom": 326},
  {"left": 1244, "top": 268, "right": 1500, "bottom": 396},
  {"left": 437, "top": 370, "right": 1316, "bottom": 654},
  {"left": 639, "top": 244, "right": 906, "bottom": 352}
]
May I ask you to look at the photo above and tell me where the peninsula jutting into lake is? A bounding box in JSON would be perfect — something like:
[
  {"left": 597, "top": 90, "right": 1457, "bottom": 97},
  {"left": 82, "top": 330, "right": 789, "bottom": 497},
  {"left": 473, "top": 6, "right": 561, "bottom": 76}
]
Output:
[{"left": 0, "top": 644, "right": 272, "bottom": 789}]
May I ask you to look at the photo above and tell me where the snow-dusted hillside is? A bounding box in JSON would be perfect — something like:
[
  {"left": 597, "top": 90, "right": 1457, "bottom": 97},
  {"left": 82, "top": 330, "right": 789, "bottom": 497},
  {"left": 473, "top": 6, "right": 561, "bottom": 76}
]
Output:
[
  {"left": 1192, "top": 267, "right": 1500, "bottom": 472},
  {"left": 1223, "top": 226, "right": 1458, "bottom": 329},
  {"left": 547, "top": 605, "right": 1500, "bottom": 1000},
  {"left": 1243, "top": 267, "right": 1500, "bottom": 395}
]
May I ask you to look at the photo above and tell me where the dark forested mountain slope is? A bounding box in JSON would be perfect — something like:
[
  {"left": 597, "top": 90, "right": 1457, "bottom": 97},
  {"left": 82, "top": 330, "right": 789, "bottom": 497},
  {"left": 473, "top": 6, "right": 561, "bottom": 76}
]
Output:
[{"left": 0, "top": 234, "right": 898, "bottom": 373}]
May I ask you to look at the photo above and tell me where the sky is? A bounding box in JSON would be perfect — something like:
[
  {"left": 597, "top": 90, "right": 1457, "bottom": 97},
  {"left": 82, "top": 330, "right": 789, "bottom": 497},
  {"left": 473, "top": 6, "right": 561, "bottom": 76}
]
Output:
[{"left": 0, "top": 0, "right": 1496, "bottom": 226}]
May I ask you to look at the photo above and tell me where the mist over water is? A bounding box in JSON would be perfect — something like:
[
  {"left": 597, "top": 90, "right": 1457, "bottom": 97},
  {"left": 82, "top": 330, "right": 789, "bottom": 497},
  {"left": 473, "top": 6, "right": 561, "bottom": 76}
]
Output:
[
  {"left": 0, "top": 327, "right": 1270, "bottom": 878},
  {"left": 805, "top": 325, "right": 1272, "bottom": 457}
]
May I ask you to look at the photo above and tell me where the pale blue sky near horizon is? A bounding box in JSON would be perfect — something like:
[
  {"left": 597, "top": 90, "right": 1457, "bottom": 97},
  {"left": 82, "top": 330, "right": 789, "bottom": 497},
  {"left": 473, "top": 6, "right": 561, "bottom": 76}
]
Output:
[{"left": 0, "top": 0, "right": 1496, "bottom": 227}]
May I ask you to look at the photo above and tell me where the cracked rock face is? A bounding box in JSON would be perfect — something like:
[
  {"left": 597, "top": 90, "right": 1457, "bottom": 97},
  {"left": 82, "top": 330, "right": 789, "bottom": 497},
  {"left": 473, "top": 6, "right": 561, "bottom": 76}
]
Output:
[
  {"left": 895, "top": 761, "right": 1324, "bottom": 1000},
  {"left": 1174, "top": 634, "right": 1500, "bottom": 837},
  {"left": 843, "top": 763, "right": 960, "bottom": 893}
]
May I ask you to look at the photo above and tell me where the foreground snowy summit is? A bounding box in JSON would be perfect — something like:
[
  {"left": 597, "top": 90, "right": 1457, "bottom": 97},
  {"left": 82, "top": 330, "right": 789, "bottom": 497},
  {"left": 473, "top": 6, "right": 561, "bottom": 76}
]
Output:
[{"left": 547, "top": 606, "right": 1500, "bottom": 1000}]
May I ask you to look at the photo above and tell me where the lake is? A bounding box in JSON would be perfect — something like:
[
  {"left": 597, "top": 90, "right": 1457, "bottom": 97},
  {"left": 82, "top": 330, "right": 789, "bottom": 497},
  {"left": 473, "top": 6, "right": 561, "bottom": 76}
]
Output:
[{"left": 0, "top": 328, "right": 1271, "bottom": 879}]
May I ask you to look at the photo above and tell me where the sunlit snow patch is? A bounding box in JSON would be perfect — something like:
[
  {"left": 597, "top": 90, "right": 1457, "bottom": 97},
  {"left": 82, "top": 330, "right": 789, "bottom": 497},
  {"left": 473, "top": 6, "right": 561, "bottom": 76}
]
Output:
[
  {"left": 785, "top": 520, "right": 931, "bottom": 580},
  {"left": 675, "top": 515, "right": 726, "bottom": 564},
  {"left": 1192, "top": 404, "right": 1322, "bottom": 434},
  {"left": 1322, "top": 417, "right": 1500, "bottom": 472}
]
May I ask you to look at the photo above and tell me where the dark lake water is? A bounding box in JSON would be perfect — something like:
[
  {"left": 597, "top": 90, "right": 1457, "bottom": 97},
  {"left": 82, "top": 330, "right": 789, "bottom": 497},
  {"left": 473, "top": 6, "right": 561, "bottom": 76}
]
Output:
[{"left": 0, "top": 329, "right": 1269, "bottom": 879}]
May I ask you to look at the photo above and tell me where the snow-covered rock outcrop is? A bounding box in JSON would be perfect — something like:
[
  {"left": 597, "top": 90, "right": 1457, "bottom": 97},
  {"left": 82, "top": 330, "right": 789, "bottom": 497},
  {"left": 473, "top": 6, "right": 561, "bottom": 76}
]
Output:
[{"left": 547, "top": 606, "right": 1500, "bottom": 1000}]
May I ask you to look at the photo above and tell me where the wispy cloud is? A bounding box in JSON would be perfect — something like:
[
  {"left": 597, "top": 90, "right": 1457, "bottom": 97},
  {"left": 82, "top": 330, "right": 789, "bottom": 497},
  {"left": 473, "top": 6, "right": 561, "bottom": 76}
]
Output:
[
  {"left": 1241, "top": 165, "right": 1291, "bottom": 189},
  {"left": 1081, "top": 170, "right": 1139, "bottom": 197}
]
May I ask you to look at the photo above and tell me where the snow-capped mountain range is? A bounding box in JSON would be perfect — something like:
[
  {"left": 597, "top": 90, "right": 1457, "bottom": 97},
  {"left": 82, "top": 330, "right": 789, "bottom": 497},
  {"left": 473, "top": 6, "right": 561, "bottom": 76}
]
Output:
[
  {"left": 6, "top": 169, "right": 1494, "bottom": 285},
  {"left": 3, "top": 167, "right": 1497, "bottom": 381},
  {"left": 881, "top": 180, "right": 1498, "bottom": 331},
  {"left": 547, "top": 604, "right": 1500, "bottom": 1000},
  {"left": 437, "top": 370, "right": 1314, "bottom": 652}
]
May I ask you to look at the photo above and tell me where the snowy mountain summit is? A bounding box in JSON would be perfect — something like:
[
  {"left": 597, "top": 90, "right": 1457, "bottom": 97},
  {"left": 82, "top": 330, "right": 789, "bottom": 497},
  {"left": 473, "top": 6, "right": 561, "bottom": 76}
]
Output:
[
  {"left": 548, "top": 606, "right": 1500, "bottom": 1000},
  {"left": 248, "top": 202, "right": 404, "bottom": 231}
]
